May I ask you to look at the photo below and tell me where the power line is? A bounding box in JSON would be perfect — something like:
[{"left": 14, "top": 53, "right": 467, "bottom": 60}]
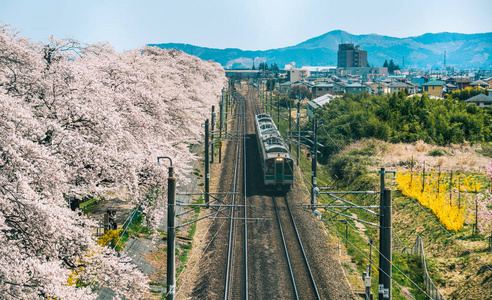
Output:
[
  {"left": 325, "top": 219, "right": 429, "bottom": 300},
  {"left": 397, "top": 183, "right": 492, "bottom": 273},
  {"left": 343, "top": 219, "right": 431, "bottom": 299}
]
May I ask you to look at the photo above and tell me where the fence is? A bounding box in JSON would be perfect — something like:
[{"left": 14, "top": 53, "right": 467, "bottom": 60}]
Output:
[
  {"left": 119, "top": 205, "right": 142, "bottom": 237},
  {"left": 401, "top": 235, "right": 445, "bottom": 300}
]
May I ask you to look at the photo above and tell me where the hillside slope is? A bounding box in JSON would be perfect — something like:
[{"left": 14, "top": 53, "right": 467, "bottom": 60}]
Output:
[{"left": 149, "top": 30, "right": 492, "bottom": 69}]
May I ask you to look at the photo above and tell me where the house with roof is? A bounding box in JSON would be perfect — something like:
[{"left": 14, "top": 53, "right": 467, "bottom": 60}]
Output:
[
  {"left": 484, "top": 77, "right": 492, "bottom": 88},
  {"left": 453, "top": 76, "right": 472, "bottom": 90},
  {"left": 444, "top": 83, "right": 458, "bottom": 93},
  {"left": 345, "top": 82, "right": 371, "bottom": 94},
  {"left": 369, "top": 82, "right": 390, "bottom": 95},
  {"left": 412, "top": 76, "right": 428, "bottom": 88},
  {"left": 470, "top": 80, "right": 489, "bottom": 89},
  {"left": 307, "top": 94, "right": 336, "bottom": 118},
  {"left": 423, "top": 81, "right": 444, "bottom": 98},
  {"left": 278, "top": 81, "right": 292, "bottom": 93},
  {"left": 332, "top": 82, "right": 346, "bottom": 94},
  {"left": 465, "top": 94, "right": 492, "bottom": 107},
  {"left": 312, "top": 82, "right": 334, "bottom": 98},
  {"left": 390, "top": 82, "right": 416, "bottom": 94}
]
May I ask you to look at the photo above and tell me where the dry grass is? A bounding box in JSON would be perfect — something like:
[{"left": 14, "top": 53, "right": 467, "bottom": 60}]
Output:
[{"left": 348, "top": 139, "right": 489, "bottom": 173}]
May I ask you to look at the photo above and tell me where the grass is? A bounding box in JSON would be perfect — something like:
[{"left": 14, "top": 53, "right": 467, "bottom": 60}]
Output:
[
  {"left": 79, "top": 196, "right": 103, "bottom": 214},
  {"left": 264, "top": 93, "right": 492, "bottom": 299}
]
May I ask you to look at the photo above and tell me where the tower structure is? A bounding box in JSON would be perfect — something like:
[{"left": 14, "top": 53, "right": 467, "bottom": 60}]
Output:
[{"left": 337, "top": 43, "right": 367, "bottom": 68}]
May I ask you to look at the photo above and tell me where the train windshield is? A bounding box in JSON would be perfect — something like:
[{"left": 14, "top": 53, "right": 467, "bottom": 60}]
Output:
[
  {"left": 266, "top": 159, "right": 274, "bottom": 175},
  {"left": 285, "top": 159, "right": 293, "bottom": 175}
]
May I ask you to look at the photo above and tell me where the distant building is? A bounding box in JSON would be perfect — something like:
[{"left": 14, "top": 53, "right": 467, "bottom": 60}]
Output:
[
  {"left": 278, "top": 81, "right": 292, "bottom": 93},
  {"left": 287, "top": 68, "right": 310, "bottom": 83},
  {"left": 470, "top": 80, "right": 489, "bottom": 89},
  {"left": 369, "top": 82, "right": 390, "bottom": 95},
  {"left": 312, "top": 82, "right": 334, "bottom": 98},
  {"left": 390, "top": 82, "right": 416, "bottom": 94},
  {"left": 344, "top": 82, "right": 371, "bottom": 94},
  {"left": 337, "top": 43, "right": 368, "bottom": 68},
  {"left": 336, "top": 66, "right": 388, "bottom": 79},
  {"left": 411, "top": 76, "right": 428, "bottom": 88},
  {"left": 307, "top": 94, "right": 336, "bottom": 118},
  {"left": 422, "top": 81, "right": 444, "bottom": 98},
  {"left": 465, "top": 94, "right": 492, "bottom": 107}
]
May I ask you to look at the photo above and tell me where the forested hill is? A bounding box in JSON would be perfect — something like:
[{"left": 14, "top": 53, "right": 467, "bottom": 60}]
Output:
[{"left": 149, "top": 30, "right": 492, "bottom": 69}]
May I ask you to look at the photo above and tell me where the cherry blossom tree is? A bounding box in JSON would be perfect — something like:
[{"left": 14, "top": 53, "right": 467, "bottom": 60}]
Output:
[{"left": 0, "top": 21, "right": 226, "bottom": 299}]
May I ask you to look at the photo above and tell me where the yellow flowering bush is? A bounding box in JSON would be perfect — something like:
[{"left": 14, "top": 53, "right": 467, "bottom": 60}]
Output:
[
  {"left": 97, "top": 229, "right": 123, "bottom": 247},
  {"left": 396, "top": 170, "right": 480, "bottom": 232}
]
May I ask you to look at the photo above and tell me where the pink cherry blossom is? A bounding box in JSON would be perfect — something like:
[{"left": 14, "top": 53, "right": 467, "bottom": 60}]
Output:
[{"left": 0, "top": 21, "right": 226, "bottom": 298}]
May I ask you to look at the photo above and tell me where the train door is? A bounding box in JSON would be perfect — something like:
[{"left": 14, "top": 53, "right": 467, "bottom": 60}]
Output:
[{"left": 275, "top": 161, "right": 283, "bottom": 182}]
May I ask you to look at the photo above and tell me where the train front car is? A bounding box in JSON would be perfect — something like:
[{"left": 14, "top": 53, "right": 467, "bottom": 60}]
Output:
[{"left": 255, "top": 114, "right": 294, "bottom": 192}]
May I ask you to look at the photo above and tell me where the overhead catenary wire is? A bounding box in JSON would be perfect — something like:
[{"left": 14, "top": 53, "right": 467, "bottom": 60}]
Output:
[
  {"left": 174, "top": 218, "right": 229, "bottom": 298},
  {"left": 397, "top": 183, "right": 492, "bottom": 273},
  {"left": 343, "top": 218, "right": 431, "bottom": 298},
  {"left": 325, "top": 219, "right": 430, "bottom": 300}
]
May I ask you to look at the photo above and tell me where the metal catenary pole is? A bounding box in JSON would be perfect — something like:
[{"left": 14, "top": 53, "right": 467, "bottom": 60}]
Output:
[
  {"left": 311, "top": 119, "right": 318, "bottom": 207},
  {"left": 219, "top": 88, "right": 225, "bottom": 163},
  {"left": 297, "top": 100, "right": 301, "bottom": 166},
  {"left": 379, "top": 167, "right": 392, "bottom": 300},
  {"left": 167, "top": 164, "right": 176, "bottom": 300},
  {"left": 205, "top": 119, "right": 210, "bottom": 208},
  {"left": 277, "top": 91, "right": 280, "bottom": 125},
  {"left": 158, "top": 157, "right": 175, "bottom": 300},
  {"left": 288, "top": 101, "right": 292, "bottom": 152},
  {"left": 211, "top": 106, "right": 215, "bottom": 164}
]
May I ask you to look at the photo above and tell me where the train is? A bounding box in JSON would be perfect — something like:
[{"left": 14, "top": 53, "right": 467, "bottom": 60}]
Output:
[{"left": 254, "top": 113, "right": 294, "bottom": 191}]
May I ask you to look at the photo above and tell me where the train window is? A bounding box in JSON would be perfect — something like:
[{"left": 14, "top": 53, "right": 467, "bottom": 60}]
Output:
[
  {"left": 285, "top": 160, "right": 293, "bottom": 175},
  {"left": 266, "top": 159, "right": 274, "bottom": 175},
  {"left": 266, "top": 147, "right": 287, "bottom": 153}
]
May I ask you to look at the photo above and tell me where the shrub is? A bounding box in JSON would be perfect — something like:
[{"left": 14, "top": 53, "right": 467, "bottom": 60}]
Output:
[
  {"left": 428, "top": 149, "right": 446, "bottom": 157},
  {"left": 330, "top": 155, "right": 368, "bottom": 181}
]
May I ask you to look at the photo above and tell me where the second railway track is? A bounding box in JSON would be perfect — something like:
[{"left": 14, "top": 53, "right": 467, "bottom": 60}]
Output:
[{"left": 273, "top": 195, "right": 321, "bottom": 300}]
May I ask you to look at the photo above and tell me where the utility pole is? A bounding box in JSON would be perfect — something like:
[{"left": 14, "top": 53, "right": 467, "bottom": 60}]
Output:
[
  {"left": 297, "top": 100, "right": 301, "bottom": 166},
  {"left": 211, "top": 106, "right": 215, "bottom": 163},
  {"left": 225, "top": 84, "right": 229, "bottom": 133},
  {"left": 277, "top": 93, "right": 280, "bottom": 125},
  {"left": 311, "top": 119, "right": 318, "bottom": 207},
  {"left": 379, "top": 168, "right": 392, "bottom": 300},
  {"left": 288, "top": 101, "right": 292, "bottom": 152},
  {"left": 219, "top": 88, "right": 225, "bottom": 163},
  {"left": 157, "top": 157, "right": 175, "bottom": 300},
  {"left": 205, "top": 119, "right": 210, "bottom": 208}
]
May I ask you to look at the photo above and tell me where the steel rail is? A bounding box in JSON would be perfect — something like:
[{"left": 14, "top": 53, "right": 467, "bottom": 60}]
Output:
[
  {"left": 243, "top": 87, "right": 249, "bottom": 300},
  {"left": 283, "top": 195, "right": 321, "bottom": 300},
  {"left": 224, "top": 88, "right": 247, "bottom": 300},
  {"left": 273, "top": 196, "right": 300, "bottom": 300}
]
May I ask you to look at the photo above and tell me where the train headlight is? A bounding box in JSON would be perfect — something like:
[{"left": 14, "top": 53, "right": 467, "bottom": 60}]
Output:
[{"left": 275, "top": 157, "right": 284, "bottom": 161}]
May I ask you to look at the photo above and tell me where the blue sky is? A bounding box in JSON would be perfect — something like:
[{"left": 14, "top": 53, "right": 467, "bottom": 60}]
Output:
[{"left": 1, "top": 0, "right": 491, "bottom": 51}]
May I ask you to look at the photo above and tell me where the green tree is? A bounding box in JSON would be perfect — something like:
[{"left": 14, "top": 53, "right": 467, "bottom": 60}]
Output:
[{"left": 271, "top": 63, "right": 280, "bottom": 77}]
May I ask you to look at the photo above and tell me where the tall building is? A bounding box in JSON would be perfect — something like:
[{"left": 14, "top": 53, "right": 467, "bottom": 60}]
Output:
[{"left": 337, "top": 43, "right": 367, "bottom": 68}]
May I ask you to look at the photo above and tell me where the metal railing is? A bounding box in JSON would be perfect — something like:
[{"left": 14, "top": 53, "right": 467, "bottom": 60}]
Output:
[{"left": 401, "top": 235, "right": 445, "bottom": 300}]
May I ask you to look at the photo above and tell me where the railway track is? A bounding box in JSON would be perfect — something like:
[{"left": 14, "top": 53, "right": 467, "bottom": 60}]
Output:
[
  {"left": 224, "top": 88, "right": 248, "bottom": 299},
  {"left": 273, "top": 195, "right": 321, "bottom": 300}
]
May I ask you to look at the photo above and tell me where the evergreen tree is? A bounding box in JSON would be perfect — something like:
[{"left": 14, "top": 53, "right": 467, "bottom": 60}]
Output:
[{"left": 383, "top": 60, "right": 389, "bottom": 68}]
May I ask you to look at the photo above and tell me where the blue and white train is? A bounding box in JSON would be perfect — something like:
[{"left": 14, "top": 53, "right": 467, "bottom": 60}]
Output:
[{"left": 254, "top": 113, "right": 294, "bottom": 190}]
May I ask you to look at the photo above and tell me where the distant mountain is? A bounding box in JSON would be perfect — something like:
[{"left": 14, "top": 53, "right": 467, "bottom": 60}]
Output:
[{"left": 149, "top": 30, "right": 492, "bottom": 69}]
